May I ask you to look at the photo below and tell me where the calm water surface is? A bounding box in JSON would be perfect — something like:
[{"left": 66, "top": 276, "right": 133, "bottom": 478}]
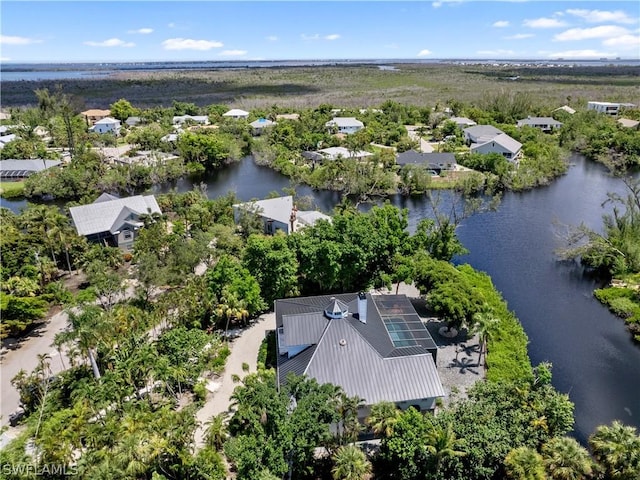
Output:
[{"left": 3, "top": 154, "right": 638, "bottom": 443}]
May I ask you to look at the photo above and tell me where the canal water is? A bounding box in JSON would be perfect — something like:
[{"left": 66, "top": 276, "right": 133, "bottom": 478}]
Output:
[{"left": 3, "top": 154, "right": 638, "bottom": 443}]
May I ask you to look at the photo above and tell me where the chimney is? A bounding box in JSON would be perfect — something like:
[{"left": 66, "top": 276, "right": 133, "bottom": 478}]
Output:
[{"left": 357, "top": 292, "right": 367, "bottom": 324}]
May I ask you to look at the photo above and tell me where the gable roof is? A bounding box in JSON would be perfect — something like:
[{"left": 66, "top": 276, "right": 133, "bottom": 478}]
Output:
[
  {"left": 472, "top": 133, "right": 522, "bottom": 154},
  {"left": 250, "top": 118, "right": 276, "bottom": 128},
  {"left": 0, "top": 159, "right": 61, "bottom": 178},
  {"left": 234, "top": 195, "right": 331, "bottom": 231},
  {"left": 81, "top": 109, "right": 110, "bottom": 117},
  {"left": 449, "top": 116, "right": 477, "bottom": 127},
  {"left": 553, "top": 105, "right": 576, "bottom": 114},
  {"left": 94, "top": 117, "right": 120, "bottom": 125},
  {"left": 276, "top": 293, "right": 444, "bottom": 404},
  {"left": 69, "top": 194, "right": 161, "bottom": 236},
  {"left": 396, "top": 151, "right": 457, "bottom": 167}
]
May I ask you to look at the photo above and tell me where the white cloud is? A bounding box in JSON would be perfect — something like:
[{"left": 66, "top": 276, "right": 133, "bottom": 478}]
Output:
[
  {"left": 477, "top": 49, "right": 515, "bottom": 56},
  {"left": 505, "top": 33, "right": 535, "bottom": 40},
  {"left": 84, "top": 38, "right": 135, "bottom": 48},
  {"left": 301, "top": 33, "right": 320, "bottom": 41},
  {"left": 548, "top": 49, "right": 618, "bottom": 59},
  {"left": 128, "top": 28, "right": 153, "bottom": 35},
  {"left": 325, "top": 34, "right": 341, "bottom": 41},
  {"left": 554, "top": 26, "right": 630, "bottom": 41},
  {"left": 566, "top": 9, "right": 636, "bottom": 25},
  {"left": 493, "top": 21, "right": 510, "bottom": 28},
  {"left": 168, "top": 23, "right": 175, "bottom": 28},
  {"left": 162, "top": 38, "right": 223, "bottom": 50},
  {"left": 0, "top": 34, "right": 42, "bottom": 45},
  {"left": 603, "top": 34, "right": 640, "bottom": 49},
  {"left": 523, "top": 17, "right": 568, "bottom": 28},
  {"left": 432, "top": 2, "right": 443, "bottom": 8},
  {"left": 0, "top": 57, "right": 10, "bottom": 62},
  {"left": 417, "top": 49, "right": 432, "bottom": 56},
  {"left": 266, "top": 35, "right": 278, "bottom": 41},
  {"left": 219, "top": 50, "right": 248, "bottom": 56}
]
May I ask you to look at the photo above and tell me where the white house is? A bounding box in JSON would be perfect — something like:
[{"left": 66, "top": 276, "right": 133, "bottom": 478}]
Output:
[
  {"left": 233, "top": 195, "right": 331, "bottom": 235},
  {"left": 90, "top": 117, "right": 121, "bottom": 135},
  {"left": 325, "top": 117, "right": 364, "bottom": 135},
  {"left": 69, "top": 193, "right": 161, "bottom": 250},
  {"left": 318, "top": 146, "right": 373, "bottom": 161},
  {"left": 470, "top": 133, "right": 522, "bottom": 161},
  {"left": 516, "top": 117, "right": 563, "bottom": 132},
  {"left": 276, "top": 293, "right": 445, "bottom": 420},
  {"left": 587, "top": 101, "right": 636, "bottom": 116},
  {"left": 172, "top": 115, "right": 210, "bottom": 126},
  {"left": 222, "top": 109, "right": 250, "bottom": 120}
]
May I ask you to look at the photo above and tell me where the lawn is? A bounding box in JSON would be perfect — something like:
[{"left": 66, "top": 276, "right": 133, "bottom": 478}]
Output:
[{"left": 0, "top": 181, "right": 25, "bottom": 198}]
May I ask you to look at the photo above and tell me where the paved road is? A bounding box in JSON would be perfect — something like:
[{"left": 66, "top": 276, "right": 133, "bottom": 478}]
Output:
[
  {"left": 1, "top": 309, "right": 71, "bottom": 428},
  {"left": 193, "top": 313, "right": 276, "bottom": 450}
]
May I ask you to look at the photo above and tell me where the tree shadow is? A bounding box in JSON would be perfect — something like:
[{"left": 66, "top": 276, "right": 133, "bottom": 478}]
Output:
[{"left": 449, "top": 356, "right": 480, "bottom": 375}]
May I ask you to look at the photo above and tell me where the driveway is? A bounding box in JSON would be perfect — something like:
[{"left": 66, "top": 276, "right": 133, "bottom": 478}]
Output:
[{"left": 193, "top": 313, "right": 275, "bottom": 450}]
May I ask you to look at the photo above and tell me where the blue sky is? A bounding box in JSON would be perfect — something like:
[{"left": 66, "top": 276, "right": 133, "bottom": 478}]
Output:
[{"left": 1, "top": 1, "right": 639, "bottom": 63}]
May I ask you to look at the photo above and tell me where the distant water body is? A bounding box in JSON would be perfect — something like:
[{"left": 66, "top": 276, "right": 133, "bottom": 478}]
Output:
[{"left": 2, "top": 58, "right": 638, "bottom": 82}]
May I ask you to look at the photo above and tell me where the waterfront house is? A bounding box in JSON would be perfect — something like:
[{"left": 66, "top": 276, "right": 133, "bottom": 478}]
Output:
[
  {"left": 325, "top": 117, "right": 364, "bottom": 135},
  {"left": 89, "top": 117, "right": 121, "bottom": 136},
  {"left": 222, "top": 109, "right": 250, "bottom": 120},
  {"left": 250, "top": 118, "right": 276, "bottom": 135},
  {"left": 276, "top": 292, "right": 445, "bottom": 422},
  {"left": 396, "top": 151, "right": 457, "bottom": 173},
  {"left": 69, "top": 193, "right": 161, "bottom": 250},
  {"left": 0, "top": 159, "right": 62, "bottom": 181},
  {"left": 302, "top": 146, "right": 373, "bottom": 162},
  {"left": 463, "top": 125, "right": 504, "bottom": 145},
  {"left": 81, "top": 109, "right": 111, "bottom": 126},
  {"left": 470, "top": 132, "right": 522, "bottom": 161},
  {"left": 233, "top": 195, "right": 331, "bottom": 235},
  {"left": 516, "top": 117, "right": 563, "bottom": 132}
]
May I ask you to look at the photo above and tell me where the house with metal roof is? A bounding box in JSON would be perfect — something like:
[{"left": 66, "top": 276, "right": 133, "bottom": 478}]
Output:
[
  {"left": 396, "top": 151, "right": 457, "bottom": 172},
  {"left": 0, "top": 159, "right": 62, "bottom": 180},
  {"left": 325, "top": 117, "right": 364, "bottom": 135},
  {"left": 276, "top": 292, "right": 445, "bottom": 419},
  {"left": 470, "top": 133, "right": 522, "bottom": 161},
  {"left": 222, "top": 109, "right": 250, "bottom": 120},
  {"left": 463, "top": 125, "right": 504, "bottom": 144},
  {"left": 516, "top": 116, "right": 563, "bottom": 132},
  {"left": 125, "top": 116, "right": 142, "bottom": 127},
  {"left": 449, "top": 117, "right": 477, "bottom": 128},
  {"left": 69, "top": 193, "right": 161, "bottom": 250},
  {"left": 81, "top": 109, "right": 111, "bottom": 125},
  {"left": 233, "top": 195, "right": 331, "bottom": 235}
]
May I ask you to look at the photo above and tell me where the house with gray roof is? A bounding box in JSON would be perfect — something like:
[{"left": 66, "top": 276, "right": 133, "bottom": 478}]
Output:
[
  {"left": 470, "top": 133, "right": 522, "bottom": 161},
  {"left": 69, "top": 194, "right": 161, "bottom": 250},
  {"left": 449, "top": 117, "right": 477, "bottom": 128},
  {"left": 233, "top": 195, "right": 331, "bottom": 235},
  {"left": 222, "top": 109, "right": 250, "bottom": 120},
  {"left": 516, "top": 116, "right": 563, "bottom": 132},
  {"left": 276, "top": 292, "right": 445, "bottom": 420},
  {"left": 325, "top": 117, "right": 364, "bottom": 135},
  {"left": 463, "top": 125, "right": 504, "bottom": 144},
  {"left": 0, "top": 159, "right": 62, "bottom": 180},
  {"left": 249, "top": 118, "right": 276, "bottom": 135},
  {"left": 396, "top": 151, "right": 457, "bottom": 172}
]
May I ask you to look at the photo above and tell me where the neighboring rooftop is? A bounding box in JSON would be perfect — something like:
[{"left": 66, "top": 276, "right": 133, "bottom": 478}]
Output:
[
  {"left": 472, "top": 132, "right": 522, "bottom": 155},
  {"left": 396, "top": 151, "right": 457, "bottom": 168},
  {"left": 326, "top": 117, "right": 364, "bottom": 128},
  {"left": 234, "top": 195, "right": 331, "bottom": 233},
  {"left": 618, "top": 118, "right": 640, "bottom": 128},
  {"left": 69, "top": 194, "right": 161, "bottom": 236},
  {"left": 516, "top": 117, "right": 563, "bottom": 128},
  {"left": 222, "top": 109, "right": 250, "bottom": 118},
  {"left": 553, "top": 105, "right": 576, "bottom": 114},
  {"left": 463, "top": 124, "right": 504, "bottom": 143},
  {"left": 0, "top": 159, "right": 62, "bottom": 179}
]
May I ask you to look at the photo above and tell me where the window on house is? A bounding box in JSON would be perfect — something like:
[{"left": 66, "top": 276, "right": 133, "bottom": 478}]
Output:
[{"left": 123, "top": 229, "right": 132, "bottom": 240}]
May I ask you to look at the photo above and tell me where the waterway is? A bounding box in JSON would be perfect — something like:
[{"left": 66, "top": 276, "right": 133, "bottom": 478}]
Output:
[{"left": 2, "top": 154, "right": 638, "bottom": 443}]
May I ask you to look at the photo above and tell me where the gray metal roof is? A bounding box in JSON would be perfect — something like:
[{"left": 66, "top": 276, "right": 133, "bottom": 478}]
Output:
[
  {"left": 0, "top": 159, "right": 62, "bottom": 173},
  {"left": 234, "top": 195, "right": 293, "bottom": 226},
  {"left": 276, "top": 293, "right": 444, "bottom": 404},
  {"left": 516, "top": 117, "right": 563, "bottom": 127},
  {"left": 325, "top": 117, "right": 364, "bottom": 128},
  {"left": 464, "top": 125, "right": 504, "bottom": 143},
  {"left": 69, "top": 194, "right": 161, "bottom": 236},
  {"left": 472, "top": 133, "right": 522, "bottom": 154}
]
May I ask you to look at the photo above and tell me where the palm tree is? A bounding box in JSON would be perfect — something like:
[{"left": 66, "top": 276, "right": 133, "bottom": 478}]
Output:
[
  {"left": 589, "top": 420, "right": 640, "bottom": 480},
  {"left": 331, "top": 444, "right": 372, "bottom": 480},
  {"left": 472, "top": 305, "right": 500, "bottom": 366},
  {"left": 205, "top": 412, "right": 229, "bottom": 451},
  {"left": 425, "top": 423, "right": 466, "bottom": 475},
  {"left": 504, "top": 446, "right": 546, "bottom": 480},
  {"left": 365, "top": 401, "right": 400, "bottom": 438},
  {"left": 542, "top": 436, "right": 593, "bottom": 480}
]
